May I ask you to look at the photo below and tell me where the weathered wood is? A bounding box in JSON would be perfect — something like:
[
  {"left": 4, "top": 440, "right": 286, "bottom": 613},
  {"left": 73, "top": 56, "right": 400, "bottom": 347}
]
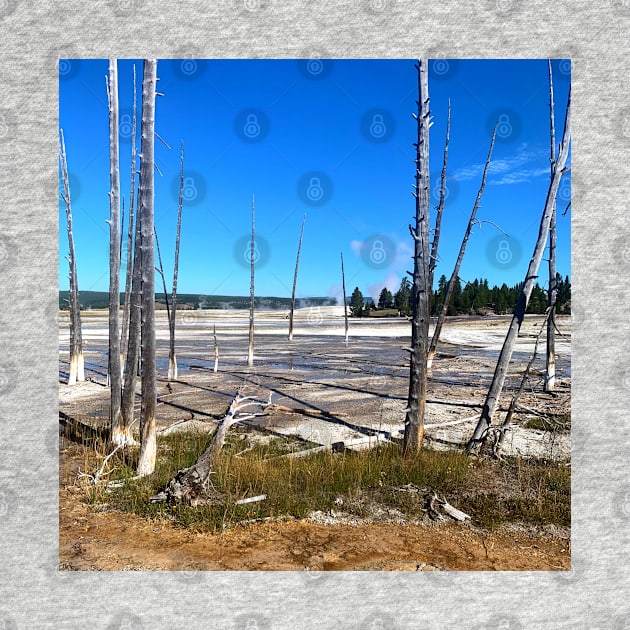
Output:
[
  {"left": 494, "top": 309, "right": 551, "bottom": 456},
  {"left": 136, "top": 59, "right": 158, "bottom": 476},
  {"left": 427, "top": 125, "right": 497, "bottom": 369},
  {"left": 267, "top": 404, "right": 348, "bottom": 418},
  {"left": 154, "top": 227, "right": 171, "bottom": 329},
  {"left": 160, "top": 393, "right": 266, "bottom": 504},
  {"left": 106, "top": 59, "right": 123, "bottom": 442},
  {"left": 121, "top": 64, "right": 137, "bottom": 373},
  {"left": 467, "top": 87, "right": 571, "bottom": 454},
  {"left": 120, "top": 134, "right": 143, "bottom": 445},
  {"left": 428, "top": 99, "right": 450, "bottom": 290},
  {"left": 332, "top": 434, "right": 390, "bottom": 451},
  {"left": 440, "top": 500, "right": 470, "bottom": 521},
  {"left": 545, "top": 59, "right": 557, "bottom": 393},
  {"left": 275, "top": 445, "right": 331, "bottom": 459},
  {"left": 168, "top": 141, "right": 185, "bottom": 380},
  {"left": 404, "top": 59, "right": 431, "bottom": 456},
  {"left": 234, "top": 494, "right": 267, "bottom": 505},
  {"left": 59, "top": 129, "right": 85, "bottom": 385},
  {"left": 288, "top": 214, "right": 306, "bottom": 341},
  {"left": 247, "top": 195, "right": 255, "bottom": 366}
]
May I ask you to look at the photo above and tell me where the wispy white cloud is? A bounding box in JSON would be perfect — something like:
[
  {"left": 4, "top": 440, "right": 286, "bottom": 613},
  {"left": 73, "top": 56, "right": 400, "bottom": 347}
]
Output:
[
  {"left": 368, "top": 270, "right": 403, "bottom": 303},
  {"left": 452, "top": 143, "right": 549, "bottom": 186}
]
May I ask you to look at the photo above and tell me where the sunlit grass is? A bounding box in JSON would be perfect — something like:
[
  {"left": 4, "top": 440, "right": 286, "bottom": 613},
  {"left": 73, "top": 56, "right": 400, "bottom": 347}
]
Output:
[{"left": 68, "top": 430, "right": 570, "bottom": 533}]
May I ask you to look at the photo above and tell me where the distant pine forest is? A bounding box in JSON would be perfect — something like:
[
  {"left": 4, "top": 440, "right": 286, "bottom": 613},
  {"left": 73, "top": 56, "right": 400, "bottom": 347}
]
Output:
[
  {"left": 59, "top": 273, "right": 570, "bottom": 317},
  {"left": 348, "top": 273, "right": 571, "bottom": 318},
  {"left": 58, "top": 291, "right": 336, "bottom": 311}
]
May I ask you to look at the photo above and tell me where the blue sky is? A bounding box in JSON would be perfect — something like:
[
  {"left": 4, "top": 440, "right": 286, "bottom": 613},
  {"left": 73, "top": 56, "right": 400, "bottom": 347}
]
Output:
[{"left": 59, "top": 58, "right": 571, "bottom": 304}]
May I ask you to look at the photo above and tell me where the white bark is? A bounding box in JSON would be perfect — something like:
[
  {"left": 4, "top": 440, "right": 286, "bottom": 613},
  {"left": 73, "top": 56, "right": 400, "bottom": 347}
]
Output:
[
  {"left": 168, "top": 141, "right": 185, "bottom": 380},
  {"left": 59, "top": 129, "right": 85, "bottom": 385},
  {"left": 136, "top": 59, "right": 158, "bottom": 477},
  {"left": 467, "top": 88, "right": 571, "bottom": 454},
  {"left": 404, "top": 59, "right": 431, "bottom": 455},
  {"left": 545, "top": 58, "right": 557, "bottom": 393},
  {"left": 121, "top": 64, "right": 137, "bottom": 373},
  {"left": 106, "top": 59, "right": 123, "bottom": 440},
  {"left": 247, "top": 194, "right": 255, "bottom": 367}
]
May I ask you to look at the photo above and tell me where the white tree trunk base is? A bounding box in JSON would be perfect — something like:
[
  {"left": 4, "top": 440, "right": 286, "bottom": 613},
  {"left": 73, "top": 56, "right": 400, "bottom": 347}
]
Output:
[
  {"left": 111, "top": 425, "right": 138, "bottom": 447},
  {"left": 167, "top": 355, "right": 178, "bottom": 381},
  {"left": 68, "top": 352, "right": 85, "bottom": 385},
  {"left": 545, "top": 361, "right": 556, "bottom": 392},
  {"left": 136, "top": 430, "right": 156, "bottom": 477}
]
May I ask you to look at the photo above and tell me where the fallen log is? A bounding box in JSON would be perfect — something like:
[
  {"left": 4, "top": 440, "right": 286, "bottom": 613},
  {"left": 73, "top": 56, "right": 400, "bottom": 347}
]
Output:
[
  {"left": 267, "top": 403, "right": 348, "bottom": 418},
  {"left": 156, "top": 391, "right": 267, "bottom": 505}
]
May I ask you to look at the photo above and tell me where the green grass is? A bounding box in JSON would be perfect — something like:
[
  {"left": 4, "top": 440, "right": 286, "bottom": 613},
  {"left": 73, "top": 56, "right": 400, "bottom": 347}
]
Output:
[
  {"left": 74, "top": 430, "right": 570, "bottom": 533},
  {"left": 523, "top": 413, "right": 571, "bottom": 432}
]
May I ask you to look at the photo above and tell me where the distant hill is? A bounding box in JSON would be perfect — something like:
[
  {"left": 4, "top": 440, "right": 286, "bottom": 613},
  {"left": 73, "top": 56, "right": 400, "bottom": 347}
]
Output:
[{"left": 59, "top": 291, "right": 336, "bottom": 311}]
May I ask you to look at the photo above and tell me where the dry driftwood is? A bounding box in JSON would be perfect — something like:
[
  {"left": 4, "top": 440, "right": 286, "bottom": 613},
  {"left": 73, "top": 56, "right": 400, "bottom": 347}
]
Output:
[
  {"left": 395, "top": 485, "right": 470, "bottom": 522},
  {"left": 155, "top": 392, "right": 267, "bottom": 505}
]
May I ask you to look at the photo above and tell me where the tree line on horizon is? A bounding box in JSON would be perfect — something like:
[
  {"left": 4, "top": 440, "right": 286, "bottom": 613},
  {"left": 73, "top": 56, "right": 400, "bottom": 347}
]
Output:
[{"left": 348, "top": 273, "right": 571, "bottom": 318}]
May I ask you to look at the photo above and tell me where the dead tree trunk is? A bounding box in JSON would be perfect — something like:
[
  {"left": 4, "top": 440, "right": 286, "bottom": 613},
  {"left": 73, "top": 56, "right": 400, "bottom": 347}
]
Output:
[
  {"left": 247, "top": 194, "right": 255, "bottom": 367},
  {"left": 154, "top": 227, "right": 171, "bottom": 326},
  {"left": 156, "top": 393, "right": 266, "bottom": 505},
  {"left": 106, "top": 59, "right": 123, "bottom": 442},
  {"left": 341, "top": 252, "right": 349, "bottom": 343},
  {"left": 136, "top": 59, "right": 158, "bottom": 477},
  {"left": 467, "top": 89, "right": 571, "bottom": 454},
  {"left": 545, "top": 59, "right": 557, "bottom": 393},
  {"left": 288, "top": 213, "right": 306, "bottom": 341},
  {"left": 119, "top": 166, "right": 142, "bottom": 446},
  {"left": 213, "top": 324, "right": 219, "bottom": 373},
  {"left": 168, "top": 141, "right": 184, "bottom": 380},
  {"left": 403, "top": 59, "right": 431, "bottom": 456},
  {"left": 426, "top": 125, "right": 497, "bottom": 369},
  {"left": 121, "top": 64, "right": 137, "bottom": 372},
  {"left": 428, "top": 99, "right": 450, "bottom": 291},
  {"left": 494, "top": 308, "right": 551, "bottom": 456},
  {"left": 59, "top": 129, "right": 85, "bottom": 385}
]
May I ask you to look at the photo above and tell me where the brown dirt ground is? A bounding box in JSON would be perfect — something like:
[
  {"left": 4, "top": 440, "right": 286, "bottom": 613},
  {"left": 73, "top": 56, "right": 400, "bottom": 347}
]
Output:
[{"left": 59, "top": 450, "right": 569, "bottom": 572}]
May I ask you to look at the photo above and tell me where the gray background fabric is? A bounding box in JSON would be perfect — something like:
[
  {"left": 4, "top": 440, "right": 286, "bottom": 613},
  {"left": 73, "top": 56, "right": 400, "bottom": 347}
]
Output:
[{"left": 0, "top": 0, "right": 627, "bottom": 628}]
